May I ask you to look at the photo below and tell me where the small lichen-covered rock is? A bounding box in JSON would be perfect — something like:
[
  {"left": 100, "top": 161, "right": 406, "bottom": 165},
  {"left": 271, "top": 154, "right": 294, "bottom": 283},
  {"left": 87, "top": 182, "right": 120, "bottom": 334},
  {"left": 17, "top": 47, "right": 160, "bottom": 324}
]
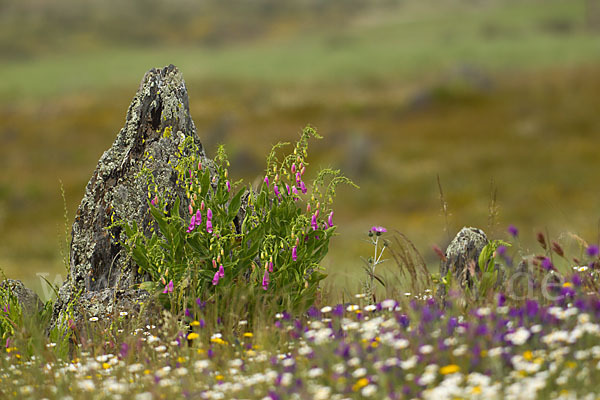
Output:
[
  {"left": 0, "top": 279, "right": 43, "bottom": 316},
  {"left": 436, "top": 227, "right": 489, "bottom": 300},
  {"left": 50, "top": 65, "right": 208, "bottom": 329}
]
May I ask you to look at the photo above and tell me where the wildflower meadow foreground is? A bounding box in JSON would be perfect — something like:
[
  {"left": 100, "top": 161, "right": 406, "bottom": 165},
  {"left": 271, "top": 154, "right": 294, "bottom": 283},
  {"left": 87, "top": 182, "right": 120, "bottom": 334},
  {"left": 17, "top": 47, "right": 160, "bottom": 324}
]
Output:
[{"left": 3, "top": 66, "right": 600, "bottom": 399}]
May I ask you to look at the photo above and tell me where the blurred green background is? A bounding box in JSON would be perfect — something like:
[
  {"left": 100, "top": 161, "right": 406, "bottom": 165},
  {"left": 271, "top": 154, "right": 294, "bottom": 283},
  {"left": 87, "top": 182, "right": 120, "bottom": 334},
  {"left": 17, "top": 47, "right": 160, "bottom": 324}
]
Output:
[{"left": 2, "top": 0, "right": 600, "bottom": 299}]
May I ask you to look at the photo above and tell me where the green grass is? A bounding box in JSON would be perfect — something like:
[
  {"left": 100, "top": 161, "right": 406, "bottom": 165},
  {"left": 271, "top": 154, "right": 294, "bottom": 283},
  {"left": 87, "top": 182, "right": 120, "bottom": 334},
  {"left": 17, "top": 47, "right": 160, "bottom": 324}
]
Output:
[{"left": 0, "top": 0, "right": 598, "bottom": 101}]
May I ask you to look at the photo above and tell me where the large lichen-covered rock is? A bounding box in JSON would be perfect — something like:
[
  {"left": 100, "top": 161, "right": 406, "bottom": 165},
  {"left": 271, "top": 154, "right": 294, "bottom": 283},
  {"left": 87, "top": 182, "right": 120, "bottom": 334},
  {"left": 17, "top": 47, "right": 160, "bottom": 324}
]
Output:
[
  {"left": 51, "top": 65, "right": 208, "bottom": 329},
  {"left": 436, "top": 227, "right": 489, "bottom": 300},
  {"left": 0, "top": 279, "right": 43, "bottom": 316}
]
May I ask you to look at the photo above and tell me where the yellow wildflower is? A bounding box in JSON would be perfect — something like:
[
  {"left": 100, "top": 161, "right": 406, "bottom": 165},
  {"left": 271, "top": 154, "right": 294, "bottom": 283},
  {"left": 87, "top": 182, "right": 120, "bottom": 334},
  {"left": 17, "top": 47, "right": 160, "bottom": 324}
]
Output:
[
  {"left": 243, "top": 332, "right": 254, "bottom": 338},
  {"left": 523, "top": 350, "right": 533, "bottom": 361},
  {"left": 187, "top": 332, "right": 199, "bottom": 340},
  {"left": 352, "top": 378, "right": 369, "bottom": 392},
  {"left": 190, "top": 320, "right": 200, "bottom": 326},
  {"left": 440, "top": 364, "right": 461, "bottom": 375}
]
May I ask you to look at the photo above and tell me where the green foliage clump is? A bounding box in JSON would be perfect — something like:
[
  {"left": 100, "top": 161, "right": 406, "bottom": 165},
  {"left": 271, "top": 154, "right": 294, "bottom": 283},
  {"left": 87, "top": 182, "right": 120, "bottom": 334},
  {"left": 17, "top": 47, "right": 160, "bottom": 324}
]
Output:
[{"left": 118, "top": 126, "right": 355, "bottom": 314}]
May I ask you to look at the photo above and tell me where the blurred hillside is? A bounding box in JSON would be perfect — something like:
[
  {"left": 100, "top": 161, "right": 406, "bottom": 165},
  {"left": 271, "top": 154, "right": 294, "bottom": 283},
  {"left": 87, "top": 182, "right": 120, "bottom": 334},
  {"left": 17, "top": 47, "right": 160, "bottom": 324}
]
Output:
[{"left": 1, "top": 0, "right": 600, "bottom": 297}]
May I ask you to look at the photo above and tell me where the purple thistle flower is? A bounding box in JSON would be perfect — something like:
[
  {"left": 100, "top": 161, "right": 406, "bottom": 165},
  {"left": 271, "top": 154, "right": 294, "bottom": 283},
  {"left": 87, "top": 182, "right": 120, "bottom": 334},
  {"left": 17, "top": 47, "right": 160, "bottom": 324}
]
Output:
[
  {"left": 328, "top": 211, "right": 334, "bottom": 227},
  {"left": 370, "top": 226, "right": 387, "bottom": 236},
  {"left": 507, "top": 224, "right": 519, "bottom": 237},
  {"left": 212, "top": 271, "right": 220, "bottom": 286},
  {"left": 218, "top": 265, "right": 225, "bottom": 278},
  {"left": 262, "top": 269, "right": 270, "bottom": 290},
  {"left": 541, "top": 257, "right": 553, "bottom": 271},
  {"left": 292, "top": 246, "right": 297, "bottom": 261},
  {"left": 119, "top": 342, "right": 130, "bottom": 359},
  {"left": 162, "top": 280, "right": 174, "bottom": 294},
  {"left": 586, "top": 245, "right": 599, "bottom": 257}
]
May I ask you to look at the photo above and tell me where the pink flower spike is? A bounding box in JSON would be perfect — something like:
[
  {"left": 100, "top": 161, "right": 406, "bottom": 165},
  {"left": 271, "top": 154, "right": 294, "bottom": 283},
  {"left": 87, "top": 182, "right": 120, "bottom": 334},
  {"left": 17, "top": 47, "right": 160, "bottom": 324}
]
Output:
[
  {"left": 292, "top": 246, "right": 297, "bottom": 261},
  {"left": 206, "top": 220, "right": 213, "bottom": 234},
  {"left": 328, "top": 211, "right": 334, "bottom": 227},
  {"left": 268, "top": 261, "right": 273, "bottom": 273},
  {"left": 291, "top": 163, "right": 296, "bottom": 173},
  {"left": 201, "top": 200, "right": 205, "bottom": 211},
  {"left": 285, "top": 183, "right": 290, "bottom": 195},
  {"left": 219, "top": 265, "right": 225, "bottom": 278},
  {"left": 212, "top": 259, "right": 217, "bottom": 268},
  {"left": 311, "top": 214, "right": 318, "bottom": 231},
  {"left": 151, "top": 195, "right": 158, "bottom": 206},
  {"left": 226, "top": 180, "right": 231, "bottom": 192},
  {"left": 195, "top": 210, "right": 202, "bottom": 226},
  {"left": 212, "top": 271, "right": 220, "bottom": 286},
  {"left": 189, "top": 204, "right": 194, "bottom": 215},
  {"left": 207, "top": 208, "right": 213, "bottom": 221},
  {"left": 163, "top": 280, "right": 174, "bottom": 294},
  {"left": 264, "top": 176, "right": 269, "bottom": 187},
  {"left": 295, "top": 172, "right": 301, "bottom": 183},
  {"left": 262, "top": 269, "right": 270, "bottom": 290},
  {"left": 274, "top": 184, "right": 281, "bottom": 198}
]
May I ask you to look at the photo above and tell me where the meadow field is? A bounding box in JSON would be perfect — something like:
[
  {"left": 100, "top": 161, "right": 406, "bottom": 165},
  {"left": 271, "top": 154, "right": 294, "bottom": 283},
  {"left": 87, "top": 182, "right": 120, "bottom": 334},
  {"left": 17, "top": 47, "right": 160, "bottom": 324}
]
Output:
[{"left": 2, "top": 0, "right": 600, "bottom": 398}]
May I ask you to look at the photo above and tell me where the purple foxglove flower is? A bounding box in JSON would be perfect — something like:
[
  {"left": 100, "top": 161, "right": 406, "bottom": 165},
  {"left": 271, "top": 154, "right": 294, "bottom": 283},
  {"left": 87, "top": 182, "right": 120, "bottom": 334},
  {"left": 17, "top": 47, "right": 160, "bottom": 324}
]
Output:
[
  {"left": 291, "top": 186, "right": 299, "bottom": 198},
  {"left": 315, "top": 209, "right": 320, "bottom": 218},
  {"left": 268, "top": 261, "right": 273, "bottom": 272},
  {"left": 200, "top": 200, "right": 205, "bottom": 211},
  {"left": 507, "top": 224, "right": 519, "bottom": 237},
  {"left": 207, "top": 208, "right": 213, "bottom": 221},
  {"left": 274, "top": 184, "right": 281, "bottom": 198},
  {"left": 212, "top": 271, "right": 220, "bottom": 286},
  {"left": 311, "top": 214, "right": 318, "bottom": 231},
  {"left": 226, "top": 180, "right": 231, "bottom": 192},
  {"left": 262, "top": 269, "right": 270, "bottom": 290},
  {"left": 292, "top": 246, "right": 297, "bottom": 261},
  {"left": 285, "top": 183, "right": 290, "bottom": 195},
  {"left": 328, "top": 211, "right": 334, "bottom": 227},
  {"left": 151, "top": 195, "right": 158, "bottom": 206},
  {"left": 206, "top": 220, "right": 213, "bottom": 234},
  {"left": 295, "top": 172, "right": 301, "bottom": 183},
  {"left": 188, "top": 204, "right": 194, "bottom": 215},
  {"left": 264, "top": 176, "right": 269, "bottom": 187},
  {"left": 195, "top": 210, "right": 202, "bottom": 226},
  {"left": 162, "top": 280, "right": 174, "bottom": 294},
  {"left": 219, "top": 264, "right": 225, "bottom": 278},
  {"left": 300, "top": 181, "right": 307, "bottom": 194},
  {"left": 291, "top": 163, "right": 296, "bottom": 173}
]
